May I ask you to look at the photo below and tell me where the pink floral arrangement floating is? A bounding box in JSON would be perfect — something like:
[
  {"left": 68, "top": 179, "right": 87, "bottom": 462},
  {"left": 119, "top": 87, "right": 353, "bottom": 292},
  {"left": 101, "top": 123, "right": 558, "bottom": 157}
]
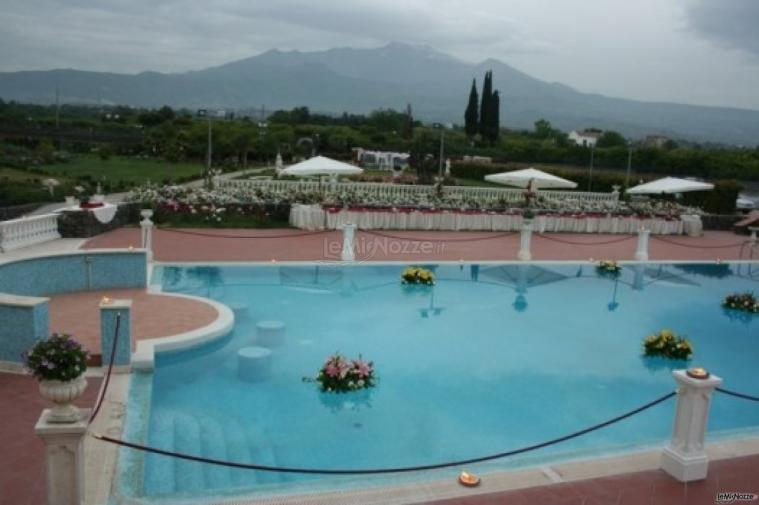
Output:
[{"left": 313, "top": 353, "right": 376, "bottom": 393}]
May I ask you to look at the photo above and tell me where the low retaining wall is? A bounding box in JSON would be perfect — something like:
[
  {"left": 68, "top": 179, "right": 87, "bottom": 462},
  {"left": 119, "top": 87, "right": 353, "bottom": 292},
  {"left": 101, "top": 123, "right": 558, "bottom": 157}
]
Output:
[
  {"left": 701, "top": 214, "right": 744, "bottom": 232},
  {"left": 0, "top": 250, "right": 147, "bottom": 364},
  {"left": 58, "top": 203, "right": 139, "bottom": 238},
  {"left": 0, "top": 203, "right": 43, "bottom": 221}
]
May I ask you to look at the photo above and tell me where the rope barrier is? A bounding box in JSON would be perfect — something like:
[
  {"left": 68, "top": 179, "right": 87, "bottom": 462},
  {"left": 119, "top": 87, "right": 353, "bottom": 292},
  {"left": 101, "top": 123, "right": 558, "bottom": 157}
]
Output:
[
  {"left": 88, "top": 312, "right": 121, "bottom": 426},
  {"left": 650, "top": 235, "right": 748, "bottom": 249},
  {"left": 534, "top": 233, "right": 636, "bottom": 246},
  {"left": 360, "top": 229, "right": 518, "bottom": 244},
  {"left": 716, "top": 387, "right": 759, "bottom": 402},
  {"left": 91, "top": 391, "right": 675, "bottom": 475},
  {"left": 156, "top": 227, "right": 334, "bottom": 240}
]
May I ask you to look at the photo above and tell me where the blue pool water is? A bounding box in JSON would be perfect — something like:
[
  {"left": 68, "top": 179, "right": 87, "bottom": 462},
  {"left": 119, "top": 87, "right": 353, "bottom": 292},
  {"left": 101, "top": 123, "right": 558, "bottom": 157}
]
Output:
[{"left": 136, "top": 262, "right": 759, "bottom": 499}]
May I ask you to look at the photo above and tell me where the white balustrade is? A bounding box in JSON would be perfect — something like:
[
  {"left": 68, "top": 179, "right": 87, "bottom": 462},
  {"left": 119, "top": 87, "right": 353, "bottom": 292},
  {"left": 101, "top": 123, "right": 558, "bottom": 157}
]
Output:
[
  {"left": 0, "top": 214, "right": 61, "bottom": 253},
  {"left": 218, "top": 179, "right": 619, "bottom": 207}
]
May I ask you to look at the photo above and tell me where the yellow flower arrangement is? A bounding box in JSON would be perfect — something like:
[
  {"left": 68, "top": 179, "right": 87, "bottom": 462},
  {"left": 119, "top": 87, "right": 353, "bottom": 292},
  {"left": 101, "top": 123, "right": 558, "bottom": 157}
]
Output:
[
  {"left": 643, "top": 329, "right": 692, "bottom": 360},
  {"left": 401, "top": 266, "right": 435, "bottom": 286}
]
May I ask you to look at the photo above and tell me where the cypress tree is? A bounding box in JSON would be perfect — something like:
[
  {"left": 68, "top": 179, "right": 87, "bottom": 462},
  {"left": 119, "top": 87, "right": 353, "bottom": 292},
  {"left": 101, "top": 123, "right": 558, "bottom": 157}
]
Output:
[
  {"left": 464, "top": 79, "right": 479, "bottom": 137},
  {"left": 490, "top": 90, "right": 500, "bottom": 143},
  {"left": 479, "top": 71, "right": 492, "bottom": 137},
  {"left": 402, "top": 103, "right": 414, "bottom": 140}
]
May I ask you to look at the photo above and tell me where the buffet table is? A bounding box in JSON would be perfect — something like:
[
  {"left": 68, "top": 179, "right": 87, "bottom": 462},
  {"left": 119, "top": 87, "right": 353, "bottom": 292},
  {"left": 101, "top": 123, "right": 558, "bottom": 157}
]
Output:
[{"left": 290, "top": 204, "right": 700, "bottom": 235}]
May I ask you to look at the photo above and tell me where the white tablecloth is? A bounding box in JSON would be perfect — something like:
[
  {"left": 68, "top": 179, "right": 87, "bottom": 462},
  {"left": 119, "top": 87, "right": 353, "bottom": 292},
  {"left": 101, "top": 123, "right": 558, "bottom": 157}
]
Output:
[
  {"left": 290, "top": 205, "right": 692, "bottom": 235},
  {"left": 61, "top": 202, "right": 118, "bottom": 224}
]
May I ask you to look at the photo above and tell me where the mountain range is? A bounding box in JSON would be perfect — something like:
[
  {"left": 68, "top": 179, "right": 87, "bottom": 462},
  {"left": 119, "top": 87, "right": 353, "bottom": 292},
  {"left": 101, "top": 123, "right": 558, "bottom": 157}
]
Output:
[{"left": 1, "top": 42, "right": 758, "bottom": 145}]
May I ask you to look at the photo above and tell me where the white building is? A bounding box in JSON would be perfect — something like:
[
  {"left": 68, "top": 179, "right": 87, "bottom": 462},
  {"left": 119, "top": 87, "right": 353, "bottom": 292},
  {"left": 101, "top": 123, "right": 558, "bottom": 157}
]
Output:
[
  {"left": 568, "top": 130, "right": 602, "bottom": 147},
  {"left": 353, "top": 148, "right": 410, "bottom": 171}
]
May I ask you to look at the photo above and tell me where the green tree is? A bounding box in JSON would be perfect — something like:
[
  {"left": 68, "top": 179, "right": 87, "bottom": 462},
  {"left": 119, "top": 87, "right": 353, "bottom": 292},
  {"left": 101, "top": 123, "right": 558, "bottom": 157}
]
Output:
[
  {"left": 490, "top": 90, "right": 500, "bottom": 143},
  {"left": 479, "top": 71, "right": 492, "bottom": 137},
  {"left": 596, "top": 130, "right": 627, "bottom": 148},
  {"left": 402, "top": 103, "right": 414, "bottom": 140},
  {"left": 464, "top": 79, "right": 479, "bottom": 137}
]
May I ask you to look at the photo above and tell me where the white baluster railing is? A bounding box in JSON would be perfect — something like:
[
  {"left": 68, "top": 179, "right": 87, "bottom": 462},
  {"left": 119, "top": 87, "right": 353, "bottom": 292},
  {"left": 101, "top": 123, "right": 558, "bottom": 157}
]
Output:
[
  {"left": 0, "top": 214, "right": 61, "bottom": 253},
  {"left": 216, "top": 179, "right": 619, "bottom": 207}
]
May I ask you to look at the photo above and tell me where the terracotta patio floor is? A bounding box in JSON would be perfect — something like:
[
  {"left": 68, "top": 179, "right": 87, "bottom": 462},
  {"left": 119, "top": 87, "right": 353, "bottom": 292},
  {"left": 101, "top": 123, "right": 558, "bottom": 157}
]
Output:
[
  {"left": 83, "top": 227, "right": 756, "bottom": 263},
  {"left": 48, "top": 288, "right": 218, "bottom": 358},
  {"left": 0, "top": 373, "right": 101, "bottom": 505}
]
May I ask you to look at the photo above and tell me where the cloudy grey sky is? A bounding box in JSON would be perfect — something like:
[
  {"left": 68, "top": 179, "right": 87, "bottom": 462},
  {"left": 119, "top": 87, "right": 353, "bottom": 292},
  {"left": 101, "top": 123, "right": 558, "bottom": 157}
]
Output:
[{"left": 1, "top": 0, "right": 758, "bottom": 110}]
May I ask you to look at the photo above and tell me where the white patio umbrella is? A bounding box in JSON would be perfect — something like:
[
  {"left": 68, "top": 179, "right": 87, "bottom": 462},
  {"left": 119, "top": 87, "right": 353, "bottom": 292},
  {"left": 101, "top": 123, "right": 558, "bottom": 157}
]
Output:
[
  {"left": 484, "top": 168, "right": 577, "bottom": 189},
  {"left": 627, "top": 177, "right": 714, "bottom": 195},
  {"left": 280, "top": 155, "right": 363, "bottom": 177}
]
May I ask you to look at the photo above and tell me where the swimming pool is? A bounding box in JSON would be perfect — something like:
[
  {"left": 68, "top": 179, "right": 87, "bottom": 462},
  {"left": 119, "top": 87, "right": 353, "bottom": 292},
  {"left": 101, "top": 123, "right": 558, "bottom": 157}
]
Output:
[{"left": 127, "top": 262, "right": 759, "bottom": 500}]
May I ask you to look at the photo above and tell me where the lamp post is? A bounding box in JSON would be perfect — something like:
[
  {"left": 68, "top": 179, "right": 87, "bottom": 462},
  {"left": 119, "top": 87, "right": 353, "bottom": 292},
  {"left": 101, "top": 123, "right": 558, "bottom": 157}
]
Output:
[{"left": 587, "top": 143, "right": 595, "bottom": 192}]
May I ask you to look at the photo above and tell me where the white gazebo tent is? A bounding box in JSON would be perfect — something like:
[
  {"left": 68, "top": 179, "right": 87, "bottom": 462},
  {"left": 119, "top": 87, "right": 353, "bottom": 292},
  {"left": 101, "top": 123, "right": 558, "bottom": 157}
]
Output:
[
  {"left": 484, "top": 168, "right": 577, "bottom": 190},
  {"left": 280, "top": 155, "right": 363, "bottom": 191},
  {"left": 626, "top": 177, "right": 714, "bottom": 195}
]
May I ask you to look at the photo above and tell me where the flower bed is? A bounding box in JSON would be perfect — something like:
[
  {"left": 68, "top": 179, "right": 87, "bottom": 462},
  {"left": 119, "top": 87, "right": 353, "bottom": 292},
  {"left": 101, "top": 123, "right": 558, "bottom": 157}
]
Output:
[
  {"left": 643, "top": 329, "right": 693, "bottom": 360},
  {"left": 722, "top": 292, "right": 759, "bottom": 313},
  {"left": 314, "top": 354, "right": 376, "bottom": 393},
  {"left": 127, "top": 183, "right": 700, "bottom": 219}
]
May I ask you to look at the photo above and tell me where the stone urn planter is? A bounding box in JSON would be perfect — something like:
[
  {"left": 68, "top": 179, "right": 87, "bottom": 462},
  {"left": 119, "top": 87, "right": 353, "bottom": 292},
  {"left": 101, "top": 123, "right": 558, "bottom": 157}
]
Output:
[
  {"left": 39, "top": 375, "right": 88, "bottom": 423},
  {"left": 24, "top": 333, "right": 90, "bottom": 423},
  {"left": 140, "top": 209, "right": 154, "bottom": 220}
]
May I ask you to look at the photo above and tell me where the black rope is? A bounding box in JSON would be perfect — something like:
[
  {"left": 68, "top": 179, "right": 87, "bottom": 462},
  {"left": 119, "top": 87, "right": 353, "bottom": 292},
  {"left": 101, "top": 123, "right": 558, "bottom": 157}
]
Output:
[
  {"left": 88, "top": 312, "right": 121, "bottom": 425},
  {"left": 360, "top": 229, "right": 518, "bottom": 244},
  {"left": 535, "top": 234, "right": 635, "bottom": 246},
  {"left": 716, "top": 387, "right": 759, "bottom": 402},
  {"left": 651, "top": 235, "right": 747, "bottom": 249},
  {"left": 156, "top": 226, "right": 334, "bottom": 240},
  {"left": 92, "top": 391, "right": 675, "bottom": 475}
]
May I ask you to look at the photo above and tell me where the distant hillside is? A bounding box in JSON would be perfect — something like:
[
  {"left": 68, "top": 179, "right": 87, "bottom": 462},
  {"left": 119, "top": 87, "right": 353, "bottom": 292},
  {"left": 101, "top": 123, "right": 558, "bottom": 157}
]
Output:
[{"left": 2, "top": 42, "right": 759, "bottom": 145}]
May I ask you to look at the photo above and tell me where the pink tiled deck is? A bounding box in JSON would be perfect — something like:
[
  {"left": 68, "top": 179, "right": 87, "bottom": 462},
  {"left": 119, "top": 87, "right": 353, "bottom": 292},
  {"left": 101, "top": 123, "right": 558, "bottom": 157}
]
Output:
[
  {"left": 48, "top": 288, "right": 218, "bottom": 358},
  {"left": 0, "top": 373, "right": 101, "bottom": 505},
  {"left": 83, "top": 227, "right": 753, "bottom": 262},
  {"left": 427, "top": 456, "right": 759, "bottom": 505}
]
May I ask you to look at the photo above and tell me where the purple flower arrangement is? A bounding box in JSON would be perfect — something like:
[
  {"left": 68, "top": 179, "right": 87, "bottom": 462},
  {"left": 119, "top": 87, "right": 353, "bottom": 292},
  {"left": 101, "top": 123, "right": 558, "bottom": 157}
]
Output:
[{"left": 24, "top": 333, "right": 89, "bottom": 381}]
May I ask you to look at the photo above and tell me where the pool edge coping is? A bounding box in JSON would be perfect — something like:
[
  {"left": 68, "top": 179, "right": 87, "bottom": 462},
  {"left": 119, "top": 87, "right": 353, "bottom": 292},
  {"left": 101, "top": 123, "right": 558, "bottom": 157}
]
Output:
[
  {"left": 131, "top": 290, "right": 234, "bottom": 371},
  {"left": 184, "top": 436, "right": 759, "bottom": 505}
]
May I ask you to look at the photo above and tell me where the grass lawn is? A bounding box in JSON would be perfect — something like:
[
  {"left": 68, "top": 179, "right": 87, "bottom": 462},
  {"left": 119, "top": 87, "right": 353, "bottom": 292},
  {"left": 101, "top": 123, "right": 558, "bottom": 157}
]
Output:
[{"left": 41, "top": 155, "right": 204, "bottom": 186}]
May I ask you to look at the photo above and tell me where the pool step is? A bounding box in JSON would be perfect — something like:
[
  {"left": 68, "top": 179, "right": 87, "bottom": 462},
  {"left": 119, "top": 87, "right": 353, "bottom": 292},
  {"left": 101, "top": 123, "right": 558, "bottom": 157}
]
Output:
[
  {"left": 173, "top": 412, "right": 206, "bottom": 493},
  {"left": 143, "top": 409, "right": 176, "bottom": 496},
  {"left": 198, "top": 415, "right": 233, "bottom": 490},
  {"left": 146, "top": 408, "right": 282, "bottom": 495}
]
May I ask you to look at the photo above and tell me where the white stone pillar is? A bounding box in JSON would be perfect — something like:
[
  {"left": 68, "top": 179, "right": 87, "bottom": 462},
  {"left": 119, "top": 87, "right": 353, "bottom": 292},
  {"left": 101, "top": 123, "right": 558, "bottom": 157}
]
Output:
[
  {"left": 635, "top": 228, "right": 650, "bottom": 261},
  {"left": 749, "top": 226, "right": 758, "bottom": 245},
  {"left": 140, "top": 209, "right": 154, "bottom": 262},
  {"left": 35, "top": 408, "right": 90, "bottom": 505},
  {"left": 661, "top": 370, "right": 723, "bottom": 482},
  {"left": 517, "top": 222, "right": 533, "bottom": 261},
  {"left": 341, "top": 222, "right": 356, "bottom": 261}
]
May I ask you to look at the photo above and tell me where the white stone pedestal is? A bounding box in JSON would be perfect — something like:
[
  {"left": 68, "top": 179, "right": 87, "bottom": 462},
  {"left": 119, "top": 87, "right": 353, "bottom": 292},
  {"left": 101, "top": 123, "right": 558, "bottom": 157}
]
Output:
[
  {"left": 341, "top": 222, "right": 356, "bottom": 261},
  {"left": 517, "top": 223, "right": 533, "bottom": 261},
  {"left": 661, "top": 370, "right": 722, "bottom": 482},
  {"left": 35, "top": 408, "right": 90, "bottom": 505},
  {"left": 635, "top": 228, "right": 650, "bottom": 261},
  {"left": 237, "top": 346, "right": 272, "bottom": 382},
  {"left": 256, "top": 320, "right": 285, "bottom": 347},
  {"left": 140, "top": 210, "right": 154, "bottom": 262}
]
